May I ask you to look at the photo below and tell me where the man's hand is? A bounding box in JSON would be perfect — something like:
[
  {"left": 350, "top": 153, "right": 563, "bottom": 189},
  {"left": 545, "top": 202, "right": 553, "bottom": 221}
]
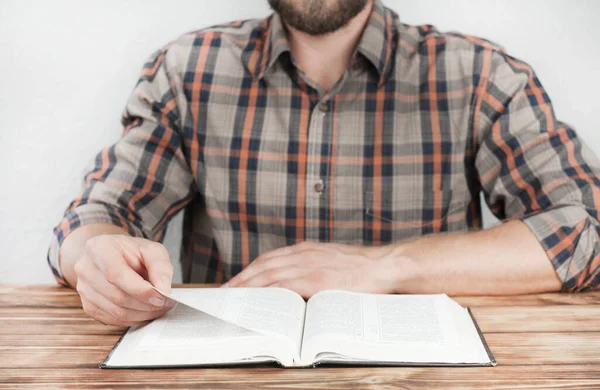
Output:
[
  {"left": 74, "top": 235, "right": 176, "bottom": 326},
  {"left": 225, "top": 242, "right": 401, "bottom": 298},
  {"left": 226, "top": 220, "right": 562, "bottom": 297}
]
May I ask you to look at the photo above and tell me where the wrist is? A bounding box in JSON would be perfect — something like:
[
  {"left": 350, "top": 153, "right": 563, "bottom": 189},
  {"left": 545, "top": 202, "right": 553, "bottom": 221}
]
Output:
[{"left": 372, "top": 241, "right": 430, "bottom": 294}]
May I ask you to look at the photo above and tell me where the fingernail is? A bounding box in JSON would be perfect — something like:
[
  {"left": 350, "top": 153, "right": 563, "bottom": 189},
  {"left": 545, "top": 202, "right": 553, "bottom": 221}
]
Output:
[
  {"left": 166, "top": 299, "right": 177, "bottom": 309},
  {"left": 160, "top": 275, "right": 171, "bottom": 295},
  {"left": 221, "top": 282, "right": 229, "bottom": 288},
  {"left": 149, "top": 296, "right": 166, "bottom": 307}
]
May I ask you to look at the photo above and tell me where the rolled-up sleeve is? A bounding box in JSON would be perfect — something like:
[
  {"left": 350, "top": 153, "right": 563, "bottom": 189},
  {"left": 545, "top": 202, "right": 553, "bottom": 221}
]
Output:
[
  {"left": 48, "top": 47, "right": 197, "bottom": 285},
  {"left": 475, "top": 50, "right": 600, "bottom": 291}
]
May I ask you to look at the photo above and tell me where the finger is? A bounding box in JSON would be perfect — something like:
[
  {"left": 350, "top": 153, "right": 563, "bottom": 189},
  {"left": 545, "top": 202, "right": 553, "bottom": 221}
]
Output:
[
  {"left": 80, "top": 299, "right": 126, "bottom": 327},
  {"left": 236, "top": 266, "right": 311, "bottom": 288},
  {"left": 138, "top": 241, "right": 173, "bottom": 295},
  {"left": 117, "top": 238, "right": 148, "bottom": 278},
  {"left": 270, "top": 277, "right": 321, "bottom": 299},
  {"left": 228, "top": 252, "right": 310, "bottom": 287},
  {"left": 80, "top": 260, "right": 165, "bottom": 312},
  {"left": 79, "top": 282, "right": 175, "bottom": 325},
  {"left": 85, "top": 300, "right": 156, "bottom": 327},
  {"left": 255, "top": 241, "right": 317, "bottom": 263},
  {"left": 228, "top": 245, "right": 328, "bottom": 287},
  {"left": 86, "top": 237, "right": 167, "bottom": 307},
  {"left": 93, "top": 307, "right": 135, "bottom": 327}
]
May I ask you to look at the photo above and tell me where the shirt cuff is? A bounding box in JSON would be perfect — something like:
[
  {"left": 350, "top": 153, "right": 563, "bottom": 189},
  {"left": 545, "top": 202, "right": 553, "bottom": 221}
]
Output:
[
  {"left": 48, "top": 203, "right": 147, "bottom": 286},
  {"left": 521, "top": 205, "right": 598, "bottom": 292}
]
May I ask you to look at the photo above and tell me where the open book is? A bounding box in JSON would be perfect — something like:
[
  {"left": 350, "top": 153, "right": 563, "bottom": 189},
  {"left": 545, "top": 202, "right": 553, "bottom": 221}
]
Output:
[{"left": 101, "top": 288, "right": 495, "bottom": 368}]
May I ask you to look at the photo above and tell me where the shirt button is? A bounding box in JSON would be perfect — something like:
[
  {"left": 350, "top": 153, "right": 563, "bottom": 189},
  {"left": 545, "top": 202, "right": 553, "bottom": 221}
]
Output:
[
  {"left": 319, "top": 102, "right": 330, "bottom": 113},
  {"left": 314, "top": 180, "right": 325, "bottom": 193}
]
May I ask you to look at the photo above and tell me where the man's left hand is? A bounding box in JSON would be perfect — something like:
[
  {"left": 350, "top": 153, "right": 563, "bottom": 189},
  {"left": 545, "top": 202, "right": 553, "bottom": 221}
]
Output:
[{"left": 225, "top": 242, "right": 401, "bottom": 298}]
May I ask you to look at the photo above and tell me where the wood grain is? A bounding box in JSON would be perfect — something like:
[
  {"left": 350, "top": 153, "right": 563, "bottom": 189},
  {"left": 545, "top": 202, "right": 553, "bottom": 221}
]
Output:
[
  {"left": 0, "top": 285, "right": 82, "bottom": 308},
  {"left": 1, "top": 366, "right": 600, "bottom": 390},
  {"left": 453, "top": 292, "right": 600, "bottom": 307},
  {"left": 471, "top": 305, "right": 600, "bottom": 332},
  {"left": 3, "top": 305, "right": 598, "bottom": 336},
  {"left": 0, "top": 318, "right": 125, "bottom": 335},
  {"left": 3, "top": 284, "right": 600, "bottom": 307},
  {"left": 1, "top": 285, "right": 600, "bottom": 389},
  {"left": 0, "top": 335, "right": 116, "bottom": 348},
  {"left": 1, "top": 332, "right": 598, "bottom": 368}
]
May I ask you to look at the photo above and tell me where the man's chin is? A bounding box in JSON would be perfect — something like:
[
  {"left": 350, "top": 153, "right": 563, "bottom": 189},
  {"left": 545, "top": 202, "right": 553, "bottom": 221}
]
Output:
[{"left": 268, "top": 0, "right": 370, "bottom": 36}]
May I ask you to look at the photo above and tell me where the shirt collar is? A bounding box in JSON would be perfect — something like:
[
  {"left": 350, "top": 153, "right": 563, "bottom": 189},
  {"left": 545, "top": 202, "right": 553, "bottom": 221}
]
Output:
[
  {"left": 356, "top": 0, "right": 400, "bottom": 85},
  {"left": 258, "top": 12, "right": 291, "bottom": 80},
  {"left": 248, "top": 0, "right": 401, "bottom": 86}
]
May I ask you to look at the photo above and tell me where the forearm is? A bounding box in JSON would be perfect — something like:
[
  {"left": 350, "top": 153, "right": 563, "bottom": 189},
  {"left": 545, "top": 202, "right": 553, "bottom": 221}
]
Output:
[
  {"left": 59, "top": 223, "right": 129, "bottom": 288},
  {"left": 382, "top": 220, "right": 562, "bottom": 295}
]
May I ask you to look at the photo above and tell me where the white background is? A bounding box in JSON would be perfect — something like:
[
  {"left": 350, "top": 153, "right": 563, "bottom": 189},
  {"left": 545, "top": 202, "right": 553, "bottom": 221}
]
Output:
[{"left": 1, "top": 0, "right": 598, "bottom": 284}]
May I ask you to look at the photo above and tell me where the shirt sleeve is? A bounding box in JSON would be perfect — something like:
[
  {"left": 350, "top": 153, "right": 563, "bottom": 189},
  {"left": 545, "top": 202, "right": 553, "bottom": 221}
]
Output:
[
  {"left": 474, "top": 49, "right": 600, "bottom": 292},
  {"left": 48, "top": 47, "right": 197, "bottom": 286}
]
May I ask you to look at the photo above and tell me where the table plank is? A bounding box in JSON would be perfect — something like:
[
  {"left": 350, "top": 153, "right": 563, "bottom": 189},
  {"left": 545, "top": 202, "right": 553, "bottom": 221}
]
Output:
[
  {"left": 0, "top": 335, "right": 116, "bottom": 348},
  {"left": 3, "top": 284, "right": 600, "bottom": 308},
  {"left": 453, "top": 292, "right": 600, "bottom": 307},
  {"left": 1, "top": 366, "right": 600, "bottom": 390},
  {"left": 3, "top": 306, "right": 598, "bottom": 336},
  {"left": 1, "top": 332, "right": 599, "bottom": 368},
  {"left": 471, "top": 305, "right": 600, "bottom": 332},
  {"left": 0, "top": 318, "right": 124, "bottom": 336},
  {"left": 485, "top": 332, "right": 600, "bottom": 365},
  {"left": 0, "top": 307, "right": 90, "bottom": 319}
]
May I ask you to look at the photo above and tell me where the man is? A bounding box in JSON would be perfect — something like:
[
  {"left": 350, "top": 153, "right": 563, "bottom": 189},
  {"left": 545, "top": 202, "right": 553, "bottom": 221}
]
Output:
[{"left": 49, "top": 0, "right": 600, "bottom": 327}]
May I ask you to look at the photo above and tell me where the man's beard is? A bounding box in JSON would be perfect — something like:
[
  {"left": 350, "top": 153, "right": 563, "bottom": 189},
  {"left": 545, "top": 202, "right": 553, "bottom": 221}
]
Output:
[{"left": 267, "top": 0, "right": 370, "bottom": 36}]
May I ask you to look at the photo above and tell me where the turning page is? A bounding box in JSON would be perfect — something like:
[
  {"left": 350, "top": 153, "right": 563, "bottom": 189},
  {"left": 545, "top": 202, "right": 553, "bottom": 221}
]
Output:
[
  {"left": 166, "top": 288, "right": 306, "bottom": 345},
  {"left": 102, "top": 288, "right": 307, "bottom": 367}
]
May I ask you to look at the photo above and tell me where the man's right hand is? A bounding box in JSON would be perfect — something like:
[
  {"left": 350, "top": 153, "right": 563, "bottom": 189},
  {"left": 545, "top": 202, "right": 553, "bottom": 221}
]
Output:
[{"left": 73, "top": 234, "right": 176, "bottom": 326}]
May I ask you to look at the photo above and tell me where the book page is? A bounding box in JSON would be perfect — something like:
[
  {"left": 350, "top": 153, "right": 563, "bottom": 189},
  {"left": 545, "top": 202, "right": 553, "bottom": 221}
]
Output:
[
  {"left": 302, "top": 290, "right": 364, "bottom": 342},
  {"left": 300, "top": 291, "right": 490, "bottom": 365},
  {"left": 373, "top": 294, "right": 449, "bottom": 345},
  {"left": 104, "top": 288, "right": 307, "bottom": 367},
  {"left": 139, "top": 302, "right": 256, "bottom": 348},
  {"left": 167, "top": 288, "right": 306, "bottom": 348},
  {"left": 104, "top": 304, "right": 295, "bottom": 367}
]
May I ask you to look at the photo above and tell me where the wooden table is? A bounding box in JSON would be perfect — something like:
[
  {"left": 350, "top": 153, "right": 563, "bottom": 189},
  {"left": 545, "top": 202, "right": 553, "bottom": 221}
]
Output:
[{"left": 1, "top": 285, "right": 600, "bottom": 389}]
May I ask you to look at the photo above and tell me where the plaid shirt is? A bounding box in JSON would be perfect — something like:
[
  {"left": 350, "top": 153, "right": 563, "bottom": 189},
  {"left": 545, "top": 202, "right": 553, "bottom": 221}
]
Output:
[{"left": 49, "top": 0, "right": 600, "bottom": 291}]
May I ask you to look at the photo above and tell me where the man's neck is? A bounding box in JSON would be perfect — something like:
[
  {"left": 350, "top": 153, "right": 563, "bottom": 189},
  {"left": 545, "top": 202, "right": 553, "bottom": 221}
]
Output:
[{"left": 284, "top": 0, "right": 373, "bottom": 94}]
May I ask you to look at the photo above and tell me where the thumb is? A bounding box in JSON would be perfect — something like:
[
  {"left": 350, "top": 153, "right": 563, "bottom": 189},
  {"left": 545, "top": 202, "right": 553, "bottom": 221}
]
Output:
[{"left": 138, "top": 241, "right": 173, "bottom": 295}]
